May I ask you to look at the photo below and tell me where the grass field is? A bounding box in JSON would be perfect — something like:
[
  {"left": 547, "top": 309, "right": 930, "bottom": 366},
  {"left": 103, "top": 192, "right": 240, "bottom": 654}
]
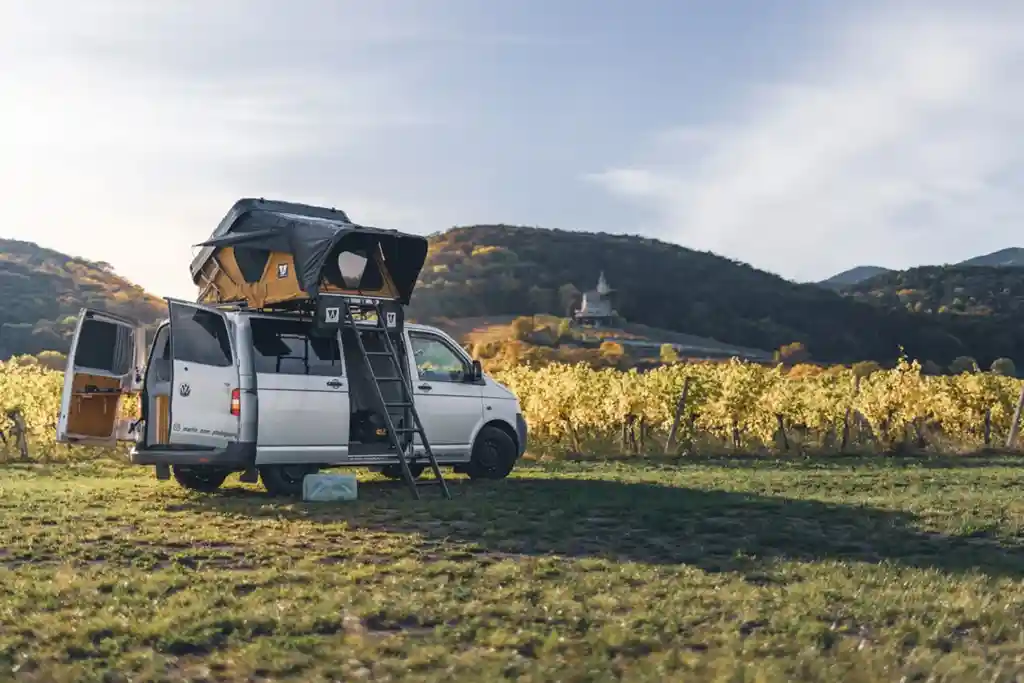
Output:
[{"left": 2, "top": 457, "right": 1024, "bottom": 682}]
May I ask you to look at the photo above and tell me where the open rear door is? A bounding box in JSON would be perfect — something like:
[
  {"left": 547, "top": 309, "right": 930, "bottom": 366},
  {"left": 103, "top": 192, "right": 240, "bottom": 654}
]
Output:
[
  {"left": 57, "top": 309, "right": 144, "bottom": 447},
  {"left": 166, "top": 299, "right": 240, "bottom": 449}
]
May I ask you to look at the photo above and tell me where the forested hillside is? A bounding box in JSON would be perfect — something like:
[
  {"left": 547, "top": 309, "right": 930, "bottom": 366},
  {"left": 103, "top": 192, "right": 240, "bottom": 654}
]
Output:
[
  {"left": 843, "top": 265, "right": 1024, "bottom": 317},
  {"left": 407, "top": 225, "right": 1024, "bottom": 366},
  {"left": 0, "top": 239, "right": 166, "bottom": 360},
  {"left": 4, "top": 228, "right": 1024, "bottom": 369}
]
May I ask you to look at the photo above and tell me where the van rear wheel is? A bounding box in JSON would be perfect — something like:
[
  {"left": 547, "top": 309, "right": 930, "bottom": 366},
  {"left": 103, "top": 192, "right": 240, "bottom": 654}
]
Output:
[
  {"left": 172, "top": 466, "right": 230, "bottom": 493},
  {"left": 260, "top": 464, "right": 320, "bottom": 497},
  {"left": 467, "top": 426, "right": 517, "bottom": 480}
]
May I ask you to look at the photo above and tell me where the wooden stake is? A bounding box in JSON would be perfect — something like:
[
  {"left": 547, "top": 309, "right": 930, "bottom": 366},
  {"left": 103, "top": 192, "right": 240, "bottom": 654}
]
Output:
[
  {"left": 6, "top": 409, "right": 28, "bottom": 461},
  {"left": 1007, "top": 384, "right": 1024, "bottom": 449},
  {"left": 841, "top": 376, "right": 861, "bottom": 452},
  {"left": 664, "top": 377, "right": 691, "bottom": 454},
  {"left": 776, "top": 414, "right": 789, "bottom": 452}
]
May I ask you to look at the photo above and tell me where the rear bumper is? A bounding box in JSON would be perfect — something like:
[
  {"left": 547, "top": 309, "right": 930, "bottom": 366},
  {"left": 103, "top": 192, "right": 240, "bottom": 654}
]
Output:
[
  {"left": 130, "top": 441, "right": 256, "bottom": 469},
  {"left": 515, "top": 414, "right": 528, "bottom": 456}
]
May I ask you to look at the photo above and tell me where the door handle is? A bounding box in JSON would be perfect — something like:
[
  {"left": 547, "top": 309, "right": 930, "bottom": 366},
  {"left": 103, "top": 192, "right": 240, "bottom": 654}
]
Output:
[
  {"left": 326, "top": 379, "right": 343, "bottom": 389},
  {"left": 418, "top": 384, "right": 432, "bottom": 391}
]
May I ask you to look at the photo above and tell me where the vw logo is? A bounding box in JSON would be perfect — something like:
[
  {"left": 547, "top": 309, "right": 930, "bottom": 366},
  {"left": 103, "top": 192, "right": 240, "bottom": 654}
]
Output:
[{"left": 178, "top": 383, "right": 191, "bottom": 397}]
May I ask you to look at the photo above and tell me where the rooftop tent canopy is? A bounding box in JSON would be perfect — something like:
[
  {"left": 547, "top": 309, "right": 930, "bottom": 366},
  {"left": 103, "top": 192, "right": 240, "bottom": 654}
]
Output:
[{"left": 191, "top": 198, "right": 428, "bottom": 306}]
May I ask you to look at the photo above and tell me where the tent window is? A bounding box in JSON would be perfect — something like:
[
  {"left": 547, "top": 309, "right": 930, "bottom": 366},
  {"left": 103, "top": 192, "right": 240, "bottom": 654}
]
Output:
[
  {"left": 324, "top": 249, "right": 384, "bottom": 291},
  {"left": 234, "top": 248, "right": 271, "bottom": 283}
]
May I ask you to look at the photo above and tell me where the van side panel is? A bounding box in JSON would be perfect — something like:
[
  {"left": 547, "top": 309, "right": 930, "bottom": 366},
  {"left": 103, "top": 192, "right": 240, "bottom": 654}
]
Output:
[{"left": 232, "top": 314, "right": 259, "bottom": 447}]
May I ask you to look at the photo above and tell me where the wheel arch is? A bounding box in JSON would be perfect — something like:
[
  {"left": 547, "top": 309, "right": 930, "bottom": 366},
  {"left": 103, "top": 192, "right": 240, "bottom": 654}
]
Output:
[{"left": 474, "top": 418, "right": 519, "bottom": 456}]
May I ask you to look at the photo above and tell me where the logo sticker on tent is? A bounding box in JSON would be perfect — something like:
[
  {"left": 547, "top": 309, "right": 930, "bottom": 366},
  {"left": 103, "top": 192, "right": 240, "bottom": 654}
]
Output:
[
  {"left": 386, "top": 312, "right": 397, "bottom": 328},
  {"left": 325, "top": 307, "right": 340, "bottom": 323},
  {"left": 277, "top": 264, "right": 288, "bottom": 278}
]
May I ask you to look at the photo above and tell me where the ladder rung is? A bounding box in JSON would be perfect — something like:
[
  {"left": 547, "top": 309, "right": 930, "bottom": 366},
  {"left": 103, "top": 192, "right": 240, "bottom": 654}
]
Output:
[{"left": 341, "top": 300, "right": 451, "bottom": 501}]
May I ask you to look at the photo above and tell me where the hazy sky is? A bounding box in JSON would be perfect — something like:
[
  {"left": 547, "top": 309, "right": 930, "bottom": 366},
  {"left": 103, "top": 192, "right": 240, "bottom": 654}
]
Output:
[{"left": 3, "top": 1, "right": 1023, "bottom": 298}]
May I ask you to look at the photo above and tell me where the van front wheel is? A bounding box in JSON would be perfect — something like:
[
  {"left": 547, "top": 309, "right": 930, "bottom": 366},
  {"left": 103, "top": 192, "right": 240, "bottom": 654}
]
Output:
[
  {"left": 467, "top": 426, "right": 517, "bottom": 480},
  {"left": 260, "top": 464, "right": 320, "bottom": 497},
  {"left": 172, "top": 466, "right": 230, "bottom": 493}
]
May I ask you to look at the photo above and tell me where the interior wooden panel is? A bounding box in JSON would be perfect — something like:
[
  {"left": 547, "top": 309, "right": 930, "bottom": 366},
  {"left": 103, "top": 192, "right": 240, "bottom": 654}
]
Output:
[
  {"left": 195, "top": 245, "right": 399, "bottom": 308},
  {"left": 153, "top": 395, "right": 170, "bottom": 445},
  {"left": 66, "top": 373, "right": 122, "bottom": 438}
]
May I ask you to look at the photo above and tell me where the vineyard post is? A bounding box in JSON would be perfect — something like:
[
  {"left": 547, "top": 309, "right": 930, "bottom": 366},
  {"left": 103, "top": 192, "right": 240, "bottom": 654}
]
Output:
[
  {"left": 664, "top": 377, "right": 691, "bottom": 454},
  {"left": 6, "top": 409, "right": 28, "bottom": 461},
  {"left": 776, "top": 414, "right": 789, "bottom": 452},
  {"left": 841, "top": 375, "right": 861, "bottom": 452},
  {"left": 1006, "top": 384, "right": 1024, "bottom": 449}
]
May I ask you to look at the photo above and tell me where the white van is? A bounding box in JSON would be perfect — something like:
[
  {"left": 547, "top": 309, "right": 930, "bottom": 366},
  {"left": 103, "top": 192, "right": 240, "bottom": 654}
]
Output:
[{"left": 56, "top": 301, "right": 527, "bottom": 496}]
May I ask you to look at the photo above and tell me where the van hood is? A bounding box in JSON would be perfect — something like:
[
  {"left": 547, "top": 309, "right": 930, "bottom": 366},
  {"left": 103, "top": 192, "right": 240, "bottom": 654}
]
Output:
[{"left": 483, "top": 376, "right": 518, "bottom": 402}]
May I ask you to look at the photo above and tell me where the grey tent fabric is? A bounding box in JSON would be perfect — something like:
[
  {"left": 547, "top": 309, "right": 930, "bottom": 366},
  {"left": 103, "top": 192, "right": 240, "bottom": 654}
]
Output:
[{"left": 193, "top": 199, "right": 428, "bottom": 304}]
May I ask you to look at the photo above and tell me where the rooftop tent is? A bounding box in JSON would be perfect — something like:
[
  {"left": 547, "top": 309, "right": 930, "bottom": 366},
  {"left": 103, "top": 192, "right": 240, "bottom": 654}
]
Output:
[{"left": 190, "top": 198, "right": 428, "bottom": 309}]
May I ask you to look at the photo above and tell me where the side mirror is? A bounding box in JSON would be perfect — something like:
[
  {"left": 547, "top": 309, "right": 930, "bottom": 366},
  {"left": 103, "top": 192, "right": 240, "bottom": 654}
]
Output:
[{"left": 470, "top": 360, "right": 483, "bottom": 382}]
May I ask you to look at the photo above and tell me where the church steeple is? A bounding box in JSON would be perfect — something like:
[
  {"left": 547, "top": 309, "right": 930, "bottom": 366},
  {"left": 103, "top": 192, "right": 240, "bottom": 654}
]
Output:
[{"left": 596, "top": 271, "right": 610, "bottom": 296}]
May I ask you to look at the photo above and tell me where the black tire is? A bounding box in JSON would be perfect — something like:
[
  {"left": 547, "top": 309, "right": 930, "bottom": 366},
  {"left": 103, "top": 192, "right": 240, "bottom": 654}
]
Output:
[
  {"left": 259, "top": 464, "right": 320, "bottom": 497},
  {"left": 467, "top": 426, "right": 517, "bottom": 480},
  {"left": 380, "top": 463, "right": 426, "bottom": 480},
  {"left": 172, "top": 466, "right": 230, "bottom": 493}
]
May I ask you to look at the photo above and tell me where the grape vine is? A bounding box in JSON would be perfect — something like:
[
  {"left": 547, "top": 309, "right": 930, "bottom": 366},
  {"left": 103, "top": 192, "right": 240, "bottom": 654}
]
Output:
[{"left": 2, "top": 356, "right": 1020, "bottom": 461}]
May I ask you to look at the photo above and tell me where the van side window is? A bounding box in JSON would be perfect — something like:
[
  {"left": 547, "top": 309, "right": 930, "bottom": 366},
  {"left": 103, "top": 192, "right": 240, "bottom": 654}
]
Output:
[
  {"left": 250, "top": 318, "right": 342, "bottom": 377},
  {"left": 170, "top": 308, "right": 233, "bottom": 367},
  {"left": 408, "top": 333, "right": 468, "bottom": 383}
]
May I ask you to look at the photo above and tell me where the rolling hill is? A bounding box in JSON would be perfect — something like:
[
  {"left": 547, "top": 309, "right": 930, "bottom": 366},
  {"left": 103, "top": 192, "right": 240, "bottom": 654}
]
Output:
[
  {"left": 820, "top": 247, "right": 1024, "bottom": 288},
  {"left": 0, "top": 239, "right": 166, "bottom": 360},
  {"left": 842, "top": 265, "right": 1024, "bottom": 317},
  {"left": 406, "top": 225, "right": 1024, "bottom": 367},
  {"left": 818, "top": 265, "right": 892, "bottom": 289},
  {"left": 4, "top": 228, "right": 1024, "bottom": 368},
  {"left": 958, "top": 247, "right": 1024, "bottom": 268}
]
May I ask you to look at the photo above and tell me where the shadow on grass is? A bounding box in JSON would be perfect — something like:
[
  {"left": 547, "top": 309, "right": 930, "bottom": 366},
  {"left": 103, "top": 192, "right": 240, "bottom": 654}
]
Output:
[
  {"left": 175, "top": 475, "right": 1024, "bottom": 579},
  {"left": 546, "top": 452, "right": 1024, "bottom": 470}
]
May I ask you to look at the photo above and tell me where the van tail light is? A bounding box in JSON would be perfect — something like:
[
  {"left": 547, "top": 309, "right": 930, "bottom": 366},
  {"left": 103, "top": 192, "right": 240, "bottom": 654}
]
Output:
[{"left": 230, "top": 389, "right": 240, "bottom": 416}]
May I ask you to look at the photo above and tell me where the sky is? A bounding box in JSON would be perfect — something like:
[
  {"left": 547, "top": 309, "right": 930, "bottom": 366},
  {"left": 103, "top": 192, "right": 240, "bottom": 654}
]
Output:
[{"left": 2, "top": 0, "right": 1023, "bottom": 298}]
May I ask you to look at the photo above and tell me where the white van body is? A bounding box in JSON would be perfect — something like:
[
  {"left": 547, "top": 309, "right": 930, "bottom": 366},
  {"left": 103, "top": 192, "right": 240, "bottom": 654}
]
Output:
[{"left": 57, "top": 300, "right": 526, "bottom": 494}]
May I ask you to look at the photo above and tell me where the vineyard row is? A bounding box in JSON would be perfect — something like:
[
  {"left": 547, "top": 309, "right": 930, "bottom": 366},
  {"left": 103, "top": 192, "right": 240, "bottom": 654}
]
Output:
[{"left": 1, "top": 357, "right": 1021, "bottom": 461}]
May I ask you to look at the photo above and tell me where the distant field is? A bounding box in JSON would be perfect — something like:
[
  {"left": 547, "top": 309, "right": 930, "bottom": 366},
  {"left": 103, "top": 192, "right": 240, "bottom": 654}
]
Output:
[
  {"left": 424, "top": 315, "right": 520, "bottom": 345},
  {"left": 425, "top": 315, "right": 772, "bottom": 359},
  {"left": 2, "top": 458, "right": 1024, "bottom": 681}
]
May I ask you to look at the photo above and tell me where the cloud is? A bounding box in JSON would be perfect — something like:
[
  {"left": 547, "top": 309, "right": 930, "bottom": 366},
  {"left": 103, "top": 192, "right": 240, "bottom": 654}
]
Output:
[
  {"left": 0, "top": 1, "right": 452, "bottom": 297},
  {"left": 585, "top": 3, "right": 1024, "bottom": 281}
]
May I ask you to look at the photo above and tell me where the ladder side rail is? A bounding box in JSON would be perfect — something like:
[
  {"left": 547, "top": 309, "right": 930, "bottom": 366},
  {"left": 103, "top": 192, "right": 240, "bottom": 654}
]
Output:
[
  {"left": 343, "top": 307, "right": 421, "bottom": 499},
  {"left": 374, "top": 305, "right": 451, "bottom": 499}
]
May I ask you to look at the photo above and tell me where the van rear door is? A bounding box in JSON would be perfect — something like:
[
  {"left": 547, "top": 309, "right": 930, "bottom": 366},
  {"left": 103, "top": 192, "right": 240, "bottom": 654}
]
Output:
[
  {"left": 57, "top": 309, "right": 145, "bottom": 447},
  {"left": 165, "top": 299, "right": 239, "bottom": 449}
]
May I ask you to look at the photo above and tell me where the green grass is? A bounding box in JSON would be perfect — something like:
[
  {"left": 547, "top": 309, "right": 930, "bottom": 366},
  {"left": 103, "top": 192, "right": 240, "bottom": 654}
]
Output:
[{"left": 2, "top": 457, "right": 1024, "bottom": 682}]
